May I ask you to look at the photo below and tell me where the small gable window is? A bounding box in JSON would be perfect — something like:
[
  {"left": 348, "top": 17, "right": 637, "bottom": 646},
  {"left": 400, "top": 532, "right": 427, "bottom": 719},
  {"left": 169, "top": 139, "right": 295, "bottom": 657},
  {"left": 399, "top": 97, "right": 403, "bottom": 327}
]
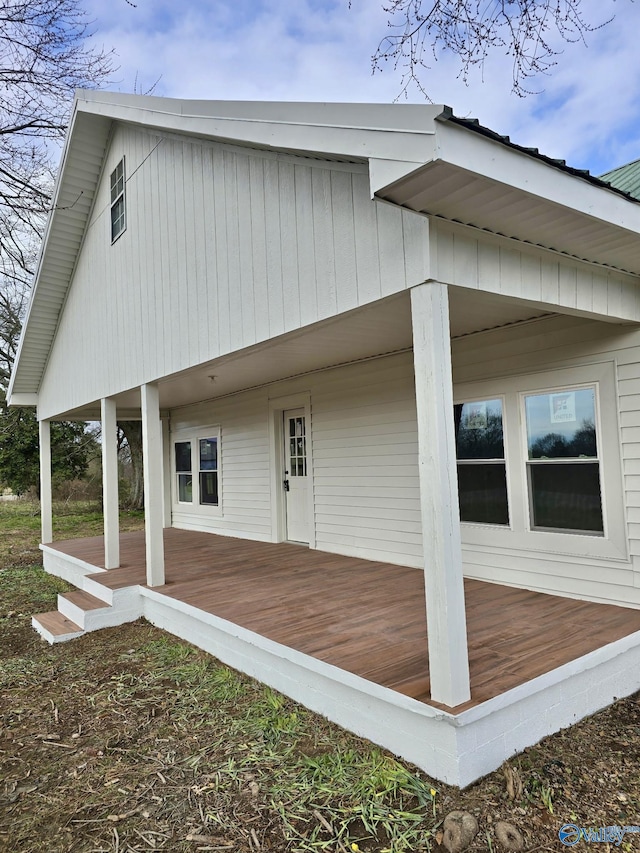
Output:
[{"left": 110, "top": 158, "right": 126, "bottom": 242}]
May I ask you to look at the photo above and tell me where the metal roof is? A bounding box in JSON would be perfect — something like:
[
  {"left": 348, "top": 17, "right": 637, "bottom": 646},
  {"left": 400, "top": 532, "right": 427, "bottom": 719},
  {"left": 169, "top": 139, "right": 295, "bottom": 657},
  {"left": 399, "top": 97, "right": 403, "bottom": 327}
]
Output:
[
  {"left": 444, "top": 109, "right": 640, "bottom": 204},
  {"left": 600, "top": 158, "right": 640, "bottom": 201}
]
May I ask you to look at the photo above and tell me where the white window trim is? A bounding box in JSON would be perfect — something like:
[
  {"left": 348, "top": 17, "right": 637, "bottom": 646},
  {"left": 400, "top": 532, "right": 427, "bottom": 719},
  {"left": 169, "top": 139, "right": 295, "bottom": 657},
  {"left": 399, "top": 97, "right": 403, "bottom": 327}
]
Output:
[
  {"left": 455, "top": 361, "right": 628, "bottom": 562},
  {"left": 110, "top": 157, "right": 126, "bottom": 243},
  {"left": 520, "top": 382, "right": 603, "bottom": 537},
  {"left": 171, "top": 424, "right": 222, "bottom": 516}
]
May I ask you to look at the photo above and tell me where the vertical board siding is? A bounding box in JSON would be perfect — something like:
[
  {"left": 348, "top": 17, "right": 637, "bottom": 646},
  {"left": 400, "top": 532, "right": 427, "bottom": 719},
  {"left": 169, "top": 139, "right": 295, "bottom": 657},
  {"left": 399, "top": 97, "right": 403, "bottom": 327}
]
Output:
[
  {"left": 38, "top": 126, "right": 429, "bottom": 419},
  {"left": 433, "top": 220, "right": 640, "bottom": 322},
  {"left": 453, "top": 315, "right": 640, "bottom": 606}
]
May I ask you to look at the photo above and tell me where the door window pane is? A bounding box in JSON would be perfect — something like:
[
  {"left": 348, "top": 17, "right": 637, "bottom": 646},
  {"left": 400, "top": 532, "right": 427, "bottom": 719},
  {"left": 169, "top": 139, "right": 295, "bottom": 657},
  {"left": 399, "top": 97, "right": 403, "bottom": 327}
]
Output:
[
  {"left": 454, "top": 399, "right": 509, "bottom": 525},
  {"left": 288, "top": 416, "right": 307, "bottom": 477}
]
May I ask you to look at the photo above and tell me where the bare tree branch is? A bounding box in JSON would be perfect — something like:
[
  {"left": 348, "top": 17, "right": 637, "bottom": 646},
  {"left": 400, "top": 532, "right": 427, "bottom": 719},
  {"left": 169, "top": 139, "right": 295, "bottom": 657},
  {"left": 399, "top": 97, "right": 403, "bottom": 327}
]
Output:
[
  {"left": 371, "top": 0, "right": 616, "bottom": 98},
  {"left": 0, "top": 0, "right": 115, "bottom": 310}
]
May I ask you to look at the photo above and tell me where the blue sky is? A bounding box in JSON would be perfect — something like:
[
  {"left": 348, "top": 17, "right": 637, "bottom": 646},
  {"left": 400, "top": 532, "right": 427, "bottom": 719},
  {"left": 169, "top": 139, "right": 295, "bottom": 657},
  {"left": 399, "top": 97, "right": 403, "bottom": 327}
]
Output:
[{"left": 85, "top": 0, "right": 639, "bottom": 176}]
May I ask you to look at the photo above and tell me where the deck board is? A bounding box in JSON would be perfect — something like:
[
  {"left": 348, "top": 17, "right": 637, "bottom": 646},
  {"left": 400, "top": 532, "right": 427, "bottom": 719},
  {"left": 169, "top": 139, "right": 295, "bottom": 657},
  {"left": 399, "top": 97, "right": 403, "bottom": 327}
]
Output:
[{"left": 48, "top": 529, "right": 640, "bottom": 711}]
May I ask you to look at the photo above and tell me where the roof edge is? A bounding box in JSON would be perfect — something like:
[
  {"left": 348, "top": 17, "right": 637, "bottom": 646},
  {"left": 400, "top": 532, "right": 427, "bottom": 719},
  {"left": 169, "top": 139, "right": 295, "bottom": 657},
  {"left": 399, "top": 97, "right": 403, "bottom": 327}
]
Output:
[{"left": 437, "top": 107, "right": 640, "bottom": 206}]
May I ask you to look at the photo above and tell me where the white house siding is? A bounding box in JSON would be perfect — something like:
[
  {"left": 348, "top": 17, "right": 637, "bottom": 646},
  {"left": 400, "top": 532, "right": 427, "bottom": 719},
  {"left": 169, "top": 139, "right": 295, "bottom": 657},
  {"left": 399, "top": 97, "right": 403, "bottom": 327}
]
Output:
[
  {"left": 37, "top": 124, "right": 429, "bottom": 421},
  {"left": 432, "top": 220, "right": 640, "bottom": 323},
  {"left": 306, "top": 354, "right": 422, "bottom": 565},
  {"left": 167, "top": 320, "right": 640, "bottom": 607},
  {"left": 168, "top": 353, "right": 423, "bottom": 565},
  {"left": 451, "top": 311, "right": 640, "bottom": 607},
  {"left": 170, "top": 390, "right": 272, "bottom": 541}
]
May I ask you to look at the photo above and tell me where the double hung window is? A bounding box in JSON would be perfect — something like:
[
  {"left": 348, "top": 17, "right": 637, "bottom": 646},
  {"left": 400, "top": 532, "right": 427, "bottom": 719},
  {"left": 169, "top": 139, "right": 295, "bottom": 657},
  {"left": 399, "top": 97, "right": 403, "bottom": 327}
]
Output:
[
  {"left": 173, "top": 428, "right": 220, "bottom": 509},
  {"left": 454, "top": 398, "right": 508, "bottom": 525},
  {"left": 524, "top": 387, "right": 602, "bottom": 534},
  {"left": 453, "top": 363, "right": 623, "bottom": 559},
  {"left": 110, "top": 158, "right": 126, "bottom": 242}
]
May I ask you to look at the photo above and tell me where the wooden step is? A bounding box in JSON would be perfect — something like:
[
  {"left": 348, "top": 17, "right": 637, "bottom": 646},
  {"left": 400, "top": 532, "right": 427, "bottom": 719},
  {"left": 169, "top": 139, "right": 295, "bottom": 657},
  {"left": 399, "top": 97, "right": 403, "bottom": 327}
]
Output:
[
  {"left": 32, "top": 611, "right": 84, "bottom": 644},
  {"left": 60, "top": 590, "right": 109, "bottom": 610}
]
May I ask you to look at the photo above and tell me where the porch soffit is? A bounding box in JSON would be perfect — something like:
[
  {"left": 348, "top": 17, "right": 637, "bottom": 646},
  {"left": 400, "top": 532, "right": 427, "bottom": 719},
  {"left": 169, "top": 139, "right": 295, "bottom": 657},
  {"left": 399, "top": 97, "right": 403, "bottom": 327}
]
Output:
[
  {"left": 54, "top": 290, "right": 553, "bottom": 420},
  {"left": 376, "top": 158, "right": 640, "bottom": 276}
]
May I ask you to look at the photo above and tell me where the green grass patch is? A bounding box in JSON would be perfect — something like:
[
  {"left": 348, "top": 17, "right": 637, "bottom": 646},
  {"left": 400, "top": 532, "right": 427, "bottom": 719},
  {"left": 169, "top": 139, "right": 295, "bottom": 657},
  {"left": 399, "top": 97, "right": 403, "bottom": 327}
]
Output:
[
  {"left": 0, "top": 499, "right": 144, "bottom": 570},
  {"left": 0, "top": 564, "right": 69, "bottom": 614}
]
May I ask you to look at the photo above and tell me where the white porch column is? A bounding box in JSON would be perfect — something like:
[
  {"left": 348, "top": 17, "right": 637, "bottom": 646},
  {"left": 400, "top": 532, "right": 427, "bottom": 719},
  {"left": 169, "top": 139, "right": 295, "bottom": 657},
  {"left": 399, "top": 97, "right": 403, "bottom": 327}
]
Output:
[
  {"left": 411, "top": 281, "right": 471, "bottom": 707},
  {"left": 38, "top": 418, "right": 53, "bottom": 545},
  {"left": 141, "top": 382, "right": 165, "bottom": 586},
  {"left": 101, "top": 397, "right": 120, "bottom": 569},
  {"left": 161, "top": 417, "right": 172, "bottom": 528}
]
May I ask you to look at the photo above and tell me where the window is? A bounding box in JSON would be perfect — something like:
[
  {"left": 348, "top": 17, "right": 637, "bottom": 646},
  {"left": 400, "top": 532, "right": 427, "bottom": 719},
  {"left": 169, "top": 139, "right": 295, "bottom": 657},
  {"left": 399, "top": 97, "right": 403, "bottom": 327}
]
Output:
[
  {"left": 173, "top": 427, "right": 220, "bottom": 510},
  {"left": 454, "top": 398, "right": 509, "bottom": 525},
  {"left": 110, "top": 158, "right": 126, "bottom": 242},
  {"left": 454, "top": 362, "right": 626, "bottom": 561},
  {"left": 288, "top": 415, "right": 307, "bottom": 477},
  {"left": 199, "top": 437, "right": 219, "bottom": 505},
  {"left": 524, "top": 387, "right": 603, "bottom": 535},
  {"left": 175, "top": 441, "right": 192, "bottom": 503}
]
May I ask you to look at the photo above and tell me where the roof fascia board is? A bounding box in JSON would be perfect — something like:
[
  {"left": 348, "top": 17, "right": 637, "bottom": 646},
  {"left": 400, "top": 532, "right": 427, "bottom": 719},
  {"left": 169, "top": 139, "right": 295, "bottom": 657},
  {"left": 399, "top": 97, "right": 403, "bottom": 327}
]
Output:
[
  {"left": 369, "top": 158, "right": 432, "bottom": 197},
  {"left": 75, "top": 92, "right": 440, "bottom": 166},
  {"left": 7, "top": 100, "right": 83, "bottom": 405},
  {"left": 433, "top": 119, "right": 640, "bottom": 234},
  {"left": 8, "top": 99, "right": 111, "bottom": 404},
  {"left": 9, "top": 392, "right": 38, "bottom": 407}
]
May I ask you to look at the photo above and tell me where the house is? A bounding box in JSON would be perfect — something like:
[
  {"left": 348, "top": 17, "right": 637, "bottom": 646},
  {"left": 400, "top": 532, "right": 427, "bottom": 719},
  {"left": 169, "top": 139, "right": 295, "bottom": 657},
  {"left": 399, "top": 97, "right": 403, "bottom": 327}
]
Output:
[{"left": 9, "top": 91, "right": 640, "bottom": 786}]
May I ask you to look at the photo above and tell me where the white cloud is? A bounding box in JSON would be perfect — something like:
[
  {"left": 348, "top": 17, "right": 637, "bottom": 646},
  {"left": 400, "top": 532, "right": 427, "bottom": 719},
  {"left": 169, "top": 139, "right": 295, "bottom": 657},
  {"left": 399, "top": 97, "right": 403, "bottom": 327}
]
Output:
[{"left": 84, "top": 0, "right": 640, "bottom": 175}]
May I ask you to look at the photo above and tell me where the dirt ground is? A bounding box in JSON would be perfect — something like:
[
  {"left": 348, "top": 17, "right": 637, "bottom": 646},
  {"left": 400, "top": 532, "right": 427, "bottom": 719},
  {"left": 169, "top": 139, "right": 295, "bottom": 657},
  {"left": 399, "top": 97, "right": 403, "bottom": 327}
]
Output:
[{"left": 1, "top": 504, "right": 639, "bottom": 852}]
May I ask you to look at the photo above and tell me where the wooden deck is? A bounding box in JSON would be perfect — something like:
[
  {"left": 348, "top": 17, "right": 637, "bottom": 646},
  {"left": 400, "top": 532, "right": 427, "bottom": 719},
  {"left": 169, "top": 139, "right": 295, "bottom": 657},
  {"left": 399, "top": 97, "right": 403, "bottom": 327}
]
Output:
[{"left": 48, "top": 529, "right": 640, "bottom": 712}]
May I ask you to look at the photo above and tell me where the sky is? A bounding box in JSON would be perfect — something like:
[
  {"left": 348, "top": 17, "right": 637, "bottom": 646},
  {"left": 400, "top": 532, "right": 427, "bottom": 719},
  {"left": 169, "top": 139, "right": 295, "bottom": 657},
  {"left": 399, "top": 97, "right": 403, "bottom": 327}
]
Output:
[{"left": 83, "top": 0, "right": 640, "bottom": 177}]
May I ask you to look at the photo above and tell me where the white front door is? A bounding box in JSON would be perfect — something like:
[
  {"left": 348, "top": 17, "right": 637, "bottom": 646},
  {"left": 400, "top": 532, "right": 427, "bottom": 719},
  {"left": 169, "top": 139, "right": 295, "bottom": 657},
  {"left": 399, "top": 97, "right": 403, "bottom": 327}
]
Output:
[{"left": 283, "top": 409, "right": 310, "bottom": 543}]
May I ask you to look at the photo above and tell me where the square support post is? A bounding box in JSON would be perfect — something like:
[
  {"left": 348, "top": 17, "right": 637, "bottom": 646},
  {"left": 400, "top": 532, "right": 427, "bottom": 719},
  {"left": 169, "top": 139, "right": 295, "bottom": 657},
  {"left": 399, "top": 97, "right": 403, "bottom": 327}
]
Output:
[
  {"left": 101, "top": 397, "right": 120, "bottom": 569},
  {"left": 141, "top": 383, "right": 165, "bottom": 587},
  {"left": 162, "top": 417, "right": 172, "bottom": 528},
  {"left": 38, "top": 418, "right": 53, "bottom": 545},
  {"left": 411, "top": 282, "right": 471, "bottom": 707}
]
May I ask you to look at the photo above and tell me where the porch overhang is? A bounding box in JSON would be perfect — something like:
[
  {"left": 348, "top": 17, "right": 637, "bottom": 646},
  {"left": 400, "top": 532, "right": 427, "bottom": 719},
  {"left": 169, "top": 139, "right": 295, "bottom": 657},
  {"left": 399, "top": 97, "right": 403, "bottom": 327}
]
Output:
[
  {"left": 373, "top": 117, "right": 640, "bottom": 275},
  {"left": 39, "top": 287, "right": 562, "bottom": 421}
]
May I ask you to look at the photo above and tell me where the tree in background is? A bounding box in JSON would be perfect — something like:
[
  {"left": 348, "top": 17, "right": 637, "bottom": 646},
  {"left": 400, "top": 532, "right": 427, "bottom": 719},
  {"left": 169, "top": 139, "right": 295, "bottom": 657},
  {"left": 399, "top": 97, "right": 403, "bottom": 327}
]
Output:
[
  {"left": 1, "top": 0, "right": 114, "bottom": 286},
  {"left": 0, "top": 409, "right": 96, "bottom": 495},
  {"left": 372, "top": 0, "right": 616, "bottom": 96},
  {"left": 0, "top": 0, "right": 114, "bottom": 500}
]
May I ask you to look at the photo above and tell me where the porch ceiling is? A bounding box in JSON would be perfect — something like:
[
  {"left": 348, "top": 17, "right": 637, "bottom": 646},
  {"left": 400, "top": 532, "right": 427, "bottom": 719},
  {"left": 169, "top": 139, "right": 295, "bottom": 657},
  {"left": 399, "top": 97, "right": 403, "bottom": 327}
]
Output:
[{"left": 65, "top": 288, "right": 553, "bottom": 419}]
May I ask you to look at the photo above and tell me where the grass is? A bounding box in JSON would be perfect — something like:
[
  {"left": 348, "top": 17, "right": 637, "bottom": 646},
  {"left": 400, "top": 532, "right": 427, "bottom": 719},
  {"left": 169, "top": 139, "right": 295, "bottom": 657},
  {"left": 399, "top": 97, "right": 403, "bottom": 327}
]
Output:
[
  {"left": 0, "top": 499, "right": 144, "bottom": 567},
  {"left": 0, "top": 501, "right": 441, "bottom": 852},
  {"left": 2, "top": 498, "right": 640, "bottom": 852}
]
